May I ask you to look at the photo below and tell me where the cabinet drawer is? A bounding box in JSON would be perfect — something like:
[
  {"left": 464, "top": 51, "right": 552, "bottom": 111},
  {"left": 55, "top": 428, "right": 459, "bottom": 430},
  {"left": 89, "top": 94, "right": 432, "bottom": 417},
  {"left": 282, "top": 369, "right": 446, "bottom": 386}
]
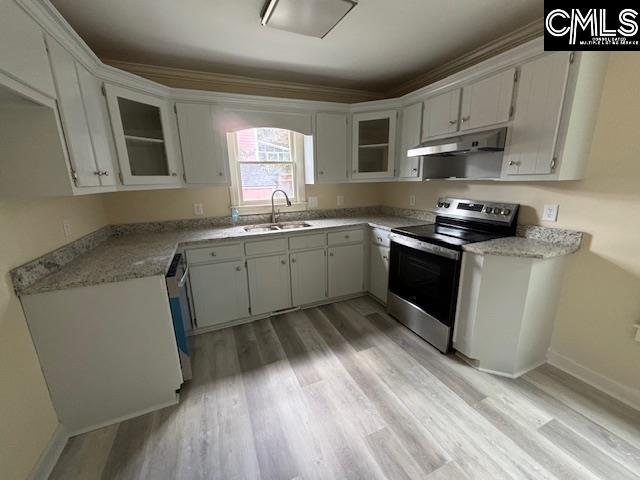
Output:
[
  {"left": 245, "top": 237, "right": 287, "bottom": 256},
  {"left": 370, "top": 228, "right": 390, "bottom": 247},
  {"left": 185, "top": 243, "right": 242, "bottom": 264},
  {"left": 328, "top": 229, "right": 364, "bottom": 246},
  {"left": 289, "top": 233, "right": 326, "bottom": 251}
]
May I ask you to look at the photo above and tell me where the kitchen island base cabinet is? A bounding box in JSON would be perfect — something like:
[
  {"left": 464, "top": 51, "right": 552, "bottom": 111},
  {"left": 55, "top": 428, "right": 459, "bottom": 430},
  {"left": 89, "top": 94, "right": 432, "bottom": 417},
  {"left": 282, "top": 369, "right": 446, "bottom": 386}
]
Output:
[
  {"left": 328, "top": 244, "right": 365, "bottom": 298},
  {"left": 454, "top": 252, "right": 568, "bottom": 378},
  {"left": 291, "top": 249, "right": 327, "bottom": 306},
  {"left": 189, "top": 260, "right": 250, "bottom": 328},
  {"left": 247, "top": 254, "right": 292, "bottom": 315},
  {"left": 20, "top": 276, "right": 183, "bottom": 434}
]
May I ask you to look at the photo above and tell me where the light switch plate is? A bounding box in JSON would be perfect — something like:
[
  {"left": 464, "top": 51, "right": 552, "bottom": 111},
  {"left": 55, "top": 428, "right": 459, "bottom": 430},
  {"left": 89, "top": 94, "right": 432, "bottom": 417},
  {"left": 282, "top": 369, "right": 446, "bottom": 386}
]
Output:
[
  {"left": 542, "top": 204, "right": 559, "bottom": 222},
  {"left": 409, "top": 195, "right": 416, "bottom": 207},
  {"left": 336, "top": 195, "right": 344, "bottom": 207},
  {"left": 193, "top": 203, "right": 204, "bottom": 216},
  {"left": 307, "top": 196, "right": 318, "bottom": 209}
]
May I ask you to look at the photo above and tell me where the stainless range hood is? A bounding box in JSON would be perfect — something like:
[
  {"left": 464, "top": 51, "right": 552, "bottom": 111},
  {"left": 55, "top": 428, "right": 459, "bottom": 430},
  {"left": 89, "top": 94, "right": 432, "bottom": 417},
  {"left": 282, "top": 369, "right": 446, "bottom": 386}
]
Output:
[{"left": 407, "top": 127, "right": 508, "bottom": 157}]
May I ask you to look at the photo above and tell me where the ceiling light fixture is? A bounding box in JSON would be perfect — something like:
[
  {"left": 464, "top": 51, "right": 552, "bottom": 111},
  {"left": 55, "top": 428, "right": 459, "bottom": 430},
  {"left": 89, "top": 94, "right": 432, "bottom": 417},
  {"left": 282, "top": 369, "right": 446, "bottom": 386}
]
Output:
[{"left": 260, "top": 0, "right": 358, "bottom": 39}]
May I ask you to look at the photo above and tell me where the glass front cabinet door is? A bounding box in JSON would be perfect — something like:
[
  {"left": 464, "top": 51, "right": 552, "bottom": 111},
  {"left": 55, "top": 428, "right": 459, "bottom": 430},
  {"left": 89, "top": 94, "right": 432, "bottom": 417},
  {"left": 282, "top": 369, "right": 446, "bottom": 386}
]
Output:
[
  {"left": 104, "top": 84, "right": 181, "bottom": 185},
  {"left": 351, "top": 110, "right": 397, "bottom": 179}
]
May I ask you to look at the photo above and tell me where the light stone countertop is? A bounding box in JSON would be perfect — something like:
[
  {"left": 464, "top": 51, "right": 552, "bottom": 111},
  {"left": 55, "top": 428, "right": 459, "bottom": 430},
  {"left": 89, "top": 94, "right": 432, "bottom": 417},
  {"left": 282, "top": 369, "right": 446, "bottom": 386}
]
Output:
[
  {"left": 462, "top": 236, "right": 581, "bottom": 259},
  {"left": 20, "top": 215, "right": 425, "bottom": 295},
  {"left": 17, "top": 211, "right": 583, "bottom": 296}
]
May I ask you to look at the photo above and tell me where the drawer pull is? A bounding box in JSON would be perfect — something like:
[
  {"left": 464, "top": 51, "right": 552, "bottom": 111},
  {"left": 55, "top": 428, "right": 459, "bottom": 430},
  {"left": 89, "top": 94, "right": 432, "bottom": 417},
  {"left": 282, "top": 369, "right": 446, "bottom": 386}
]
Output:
[
  {"left": 281, "top": 259, "right": 287, "bottom": 265},
  {"left": 210, "top": 252, "right": 217, "bottom": 256},
  {"left": 377, "top": 236, "right": 383, "bottom": 242},
  {"left": 345, "top": 234, "right": 350, "bottom": 239}
]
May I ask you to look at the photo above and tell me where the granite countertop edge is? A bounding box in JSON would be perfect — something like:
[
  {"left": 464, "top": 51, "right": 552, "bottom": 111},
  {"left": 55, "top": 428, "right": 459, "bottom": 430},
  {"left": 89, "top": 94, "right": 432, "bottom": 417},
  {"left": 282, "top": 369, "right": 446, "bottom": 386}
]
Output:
[
  {"left": 16, "top": 215, "right": 584, "bottom": 296},
  {"left": 17, "top": 216, "right": 421, "bottom": 296}
]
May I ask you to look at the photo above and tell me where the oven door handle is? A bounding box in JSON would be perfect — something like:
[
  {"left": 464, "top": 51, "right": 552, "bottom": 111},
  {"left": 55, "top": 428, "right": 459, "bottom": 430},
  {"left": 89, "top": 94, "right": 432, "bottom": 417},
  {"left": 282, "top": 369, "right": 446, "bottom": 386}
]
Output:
[{"left": 389, "top": 233, "right": 460, "bottom": 260}]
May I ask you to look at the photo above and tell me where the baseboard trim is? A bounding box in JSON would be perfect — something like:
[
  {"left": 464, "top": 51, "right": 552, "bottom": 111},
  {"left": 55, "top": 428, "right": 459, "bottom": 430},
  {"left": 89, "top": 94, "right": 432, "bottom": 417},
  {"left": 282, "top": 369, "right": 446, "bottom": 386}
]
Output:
[
  {"left": 546, "top": 350, "right": 640, "bottom": 411},
  {"left": 28, "top": 424, "right": 69, "bottom": 480}
]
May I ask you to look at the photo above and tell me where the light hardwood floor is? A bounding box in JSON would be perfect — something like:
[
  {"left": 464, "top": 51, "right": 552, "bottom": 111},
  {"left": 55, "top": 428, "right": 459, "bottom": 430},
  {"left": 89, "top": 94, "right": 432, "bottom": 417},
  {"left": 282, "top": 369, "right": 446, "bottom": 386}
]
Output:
[{"left": 50, "top": 297, "right": 640, "bottom": 480}]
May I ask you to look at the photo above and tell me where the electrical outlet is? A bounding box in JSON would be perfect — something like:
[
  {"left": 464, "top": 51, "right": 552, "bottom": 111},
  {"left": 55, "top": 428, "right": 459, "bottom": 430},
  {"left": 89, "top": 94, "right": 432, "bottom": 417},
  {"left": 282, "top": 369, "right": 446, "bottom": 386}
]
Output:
[
  {"left": 336, "top": 195, "right": 344, "bottom": 207},
  {"left": 307, "top": 196, "right": 318, "bottom": 209},
  {"left": 542, "top": 204, "right": 559, "bottom": 222},
  {"left": 409, "top": 195, "right": 416, "bottom": 207},
  {"left": 193, "top": 203, "right": 204, "bottom": 216},
  {"left": 62, "top": 219, "right": 72, "bottom": 238}
]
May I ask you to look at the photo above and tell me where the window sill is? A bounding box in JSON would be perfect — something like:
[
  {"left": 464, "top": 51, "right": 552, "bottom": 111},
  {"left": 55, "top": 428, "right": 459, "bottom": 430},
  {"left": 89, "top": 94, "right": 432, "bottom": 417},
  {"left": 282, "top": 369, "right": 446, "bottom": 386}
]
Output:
[{"left": 232, "top": 202, "right": 308, "bottom": 216}]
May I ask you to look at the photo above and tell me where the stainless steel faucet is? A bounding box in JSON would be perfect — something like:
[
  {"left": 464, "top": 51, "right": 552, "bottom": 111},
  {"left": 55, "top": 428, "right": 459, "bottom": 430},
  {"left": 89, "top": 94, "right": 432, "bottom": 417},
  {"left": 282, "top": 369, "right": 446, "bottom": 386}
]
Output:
[{"left": 271, "top": 189, "right": 292, "bottom": 223}]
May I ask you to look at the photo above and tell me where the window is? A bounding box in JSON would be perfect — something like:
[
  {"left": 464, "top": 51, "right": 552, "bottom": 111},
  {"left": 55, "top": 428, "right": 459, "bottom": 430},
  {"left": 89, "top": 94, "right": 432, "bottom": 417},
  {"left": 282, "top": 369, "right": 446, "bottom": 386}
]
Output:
[{"left": 227, "top": 127, "right": 307, "bottom": 212}]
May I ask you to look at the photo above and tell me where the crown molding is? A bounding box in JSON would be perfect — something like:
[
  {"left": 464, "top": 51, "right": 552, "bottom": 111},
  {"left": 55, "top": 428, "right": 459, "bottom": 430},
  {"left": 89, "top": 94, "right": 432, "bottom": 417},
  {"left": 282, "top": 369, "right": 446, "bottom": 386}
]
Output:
[
  {"left": 102, "top": 60, "right": 384, "bottom": 104},
  {"left": 385, "top": 18, "right": 544, "bottom": 98}
]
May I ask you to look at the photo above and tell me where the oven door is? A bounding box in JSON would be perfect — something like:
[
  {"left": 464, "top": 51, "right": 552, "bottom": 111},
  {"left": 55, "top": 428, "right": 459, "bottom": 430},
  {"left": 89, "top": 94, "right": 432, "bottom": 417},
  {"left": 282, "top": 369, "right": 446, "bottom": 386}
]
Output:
[{"left": 387, "top": 234, "right": 461, "bottom": 352}]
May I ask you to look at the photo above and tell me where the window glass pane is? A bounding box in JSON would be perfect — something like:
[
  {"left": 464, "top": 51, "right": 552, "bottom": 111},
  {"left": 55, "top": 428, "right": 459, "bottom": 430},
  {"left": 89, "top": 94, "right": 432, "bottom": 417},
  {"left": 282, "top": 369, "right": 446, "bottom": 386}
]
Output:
[
  {"left": 239, "top": 163, "right": 294, "bottom": 202},
  {"left": 236, "top": 128, "right": 292, "bottom": 162}
]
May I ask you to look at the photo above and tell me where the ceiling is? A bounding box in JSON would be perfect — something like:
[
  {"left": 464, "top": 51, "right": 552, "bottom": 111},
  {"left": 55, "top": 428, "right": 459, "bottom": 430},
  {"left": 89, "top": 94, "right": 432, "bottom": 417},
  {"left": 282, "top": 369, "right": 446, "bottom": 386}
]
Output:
[{"left": 51, "top": 0, "right": 543, "bottom": 92}]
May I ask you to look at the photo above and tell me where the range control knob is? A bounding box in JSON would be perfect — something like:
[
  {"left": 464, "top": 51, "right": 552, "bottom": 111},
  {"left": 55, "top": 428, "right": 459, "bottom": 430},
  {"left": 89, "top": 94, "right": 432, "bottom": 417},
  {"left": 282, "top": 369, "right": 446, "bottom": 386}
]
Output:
[
  {"left": 437, "top": 202, "right": 444, "bottom": 208},
  {"left": 502, "top": 209, "right": 511, "bottom": 215},
  {"left": 485, "top": 207, "right": 493, "bottom": 214},
  {"left": 443, "top": 203, "right": 451, "bottom": 208}
]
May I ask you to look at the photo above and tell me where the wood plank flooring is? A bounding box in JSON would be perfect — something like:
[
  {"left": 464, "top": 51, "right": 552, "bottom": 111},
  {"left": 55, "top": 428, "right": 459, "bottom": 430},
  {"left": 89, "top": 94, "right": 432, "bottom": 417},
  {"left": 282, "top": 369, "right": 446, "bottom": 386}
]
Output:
[{"left": 50, "top": 297, "right": 640, "bottom": 480}]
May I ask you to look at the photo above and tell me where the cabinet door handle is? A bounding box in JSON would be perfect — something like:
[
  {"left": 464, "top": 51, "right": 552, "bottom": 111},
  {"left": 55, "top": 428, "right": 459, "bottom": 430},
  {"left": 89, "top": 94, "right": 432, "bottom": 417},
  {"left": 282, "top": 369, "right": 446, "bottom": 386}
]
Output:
[
  {"left": 218, "top": 172, "right": 224, "bottom": 176},
  {"left": 291, "top": 257, "right": 296, "bottom": 263},
  {"left": 383, "top": 256, "right": 388, "bottom": 261},
  {"left": 210, "top": 252, "right": 217, "bottom": 256},
  {"left": 461, "top": 116, "right": 470, "bottom": 123},
  {"left": 329, "top": 252, "right": 334, "bottom": 257},
  {"left": 235, "top": 266, "right": 241, "bottom": 271},
  {"left": 508, "top": 160, "right": 521, "bottom": 166},
  {"left": 319, "top": 171, "right": 324, "bottom": 175},
  {"left": 448, "top": 120, "right": 457, "bottom": 125},
  {"left": 101, "top": 170, "right": 110, "bottom": 176},
  {"left": 280, "top": 259, "right": 287, "bottom": 265},
  {"left": 171, "top": 172, "right": 178, "bottom": 176},
  {"left": 345, "top": 234, "right": 350, "bottom": 239}
]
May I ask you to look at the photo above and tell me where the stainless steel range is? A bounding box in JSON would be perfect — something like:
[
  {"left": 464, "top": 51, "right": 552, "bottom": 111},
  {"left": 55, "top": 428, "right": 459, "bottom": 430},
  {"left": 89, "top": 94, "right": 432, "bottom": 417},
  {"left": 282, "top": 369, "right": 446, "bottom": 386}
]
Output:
[{"left": 387, "top": 197, "right": 519, "bottom": 353}]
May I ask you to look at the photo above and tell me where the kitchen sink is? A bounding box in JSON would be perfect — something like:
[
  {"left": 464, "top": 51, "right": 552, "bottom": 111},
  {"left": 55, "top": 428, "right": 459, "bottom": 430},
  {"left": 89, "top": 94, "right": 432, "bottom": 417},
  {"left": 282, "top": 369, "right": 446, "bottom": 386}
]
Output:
[
  {"left": 277, "top": 222, "right": 311, "bottom": 230},
  {"left": 243, "top": 222, "right": 311, "bottom": 232}
]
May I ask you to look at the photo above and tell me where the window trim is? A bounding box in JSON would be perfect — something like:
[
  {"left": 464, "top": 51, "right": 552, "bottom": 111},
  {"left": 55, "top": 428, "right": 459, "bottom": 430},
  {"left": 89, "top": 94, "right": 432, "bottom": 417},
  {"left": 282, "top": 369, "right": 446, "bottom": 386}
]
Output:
[{"left": 227, "top": 129, "right": 307, "bottom": 214}]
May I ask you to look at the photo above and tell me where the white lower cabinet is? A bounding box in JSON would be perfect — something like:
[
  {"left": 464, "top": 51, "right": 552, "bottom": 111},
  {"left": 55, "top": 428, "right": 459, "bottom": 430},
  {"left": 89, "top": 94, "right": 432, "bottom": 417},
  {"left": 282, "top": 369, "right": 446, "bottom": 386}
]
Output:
[
  {"left": 291, "top": 248, "right": 327, "bottom": 306},
  {"left": 328, "top": 243, "right": 365, "bottom": 298},
  {"left": 369, "top": 244, "right": 389, "bottom": 303},
  {"left": 189, "top": 260, "right": 250, "bottom": 328},
  {"left": 247, "top": 254, "right": 292, "bottom": 315}
]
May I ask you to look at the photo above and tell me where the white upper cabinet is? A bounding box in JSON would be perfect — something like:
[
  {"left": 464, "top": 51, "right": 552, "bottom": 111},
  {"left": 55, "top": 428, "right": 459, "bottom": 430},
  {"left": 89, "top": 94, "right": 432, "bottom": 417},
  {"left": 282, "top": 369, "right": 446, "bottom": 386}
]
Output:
[
  {"left": 352, "top": 110, "right": 397, "bottom": 179},
  {"left": 422, "top": 89, "right": 461, "bottom": 140},
  {"left": 175, "top": 103, "right": 228, "bottom": 185},
  {"left": 503, "top": 54, "right": 569, "bottom": 176},
  {"left": 459, "top": 68, "right": 515, "bottom": 132},
  {"left": 503, "top": 52, "right": 607, "bottom": 180},
  {"left": 104, "top": 84, "right": 181, "bottom": 186},
  {"left": 397, "top": 102, "right": 423, "bottom": 179},
  {"left": 76, "top": 66, "right": 117, "bottom": 186},
  {"left": 314, "top": 112, "right": 349, "bottom": 183},
  {"left": 0, "top": 1, "right": 55, "bottom": 100},
  {"left": 46, "top": 37, "right": 116, "bottom": 188}
]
